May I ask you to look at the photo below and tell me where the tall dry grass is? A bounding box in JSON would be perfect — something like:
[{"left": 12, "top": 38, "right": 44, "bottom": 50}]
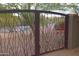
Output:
[
  {"left": 40, "top": 26, "right": 64, "bottom": 54},
  {"left": 0, "top": 27, "right": 64, "bottom": 56},
  {"left": 0, "top": 30, "right": 35, "bottom": 56}
]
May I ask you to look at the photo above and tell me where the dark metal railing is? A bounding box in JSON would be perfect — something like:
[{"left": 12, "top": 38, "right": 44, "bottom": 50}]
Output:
[{"left": 0, "top": 9, "right": 67, "bottom": 16}]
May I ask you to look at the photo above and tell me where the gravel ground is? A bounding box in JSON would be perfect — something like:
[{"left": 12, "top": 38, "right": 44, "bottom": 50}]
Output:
[{"left": 42, "top": 47, "right": 79, "bottom": 56}]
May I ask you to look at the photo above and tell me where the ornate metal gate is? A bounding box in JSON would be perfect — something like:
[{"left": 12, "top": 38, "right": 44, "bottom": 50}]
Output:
[{"left": 0, "top": 10, "right": 69, "bottom": 56}]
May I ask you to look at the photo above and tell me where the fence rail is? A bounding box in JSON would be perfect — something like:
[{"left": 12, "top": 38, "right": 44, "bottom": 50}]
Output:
[{"left": 0, "top": 9, "right": 68, "bottom": 16}]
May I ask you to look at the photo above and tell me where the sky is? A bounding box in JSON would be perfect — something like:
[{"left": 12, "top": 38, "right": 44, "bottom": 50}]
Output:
[{"left": 0, "top": 0, "right": 79, "bottom": 3}]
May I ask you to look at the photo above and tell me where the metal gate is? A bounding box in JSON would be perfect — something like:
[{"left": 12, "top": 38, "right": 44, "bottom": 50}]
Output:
[
  {"left": 0, "top": 10, "right": 69, "bottom": 56},
  {"left": 39, "top": 12, "right": 69, "bottom": 55}
]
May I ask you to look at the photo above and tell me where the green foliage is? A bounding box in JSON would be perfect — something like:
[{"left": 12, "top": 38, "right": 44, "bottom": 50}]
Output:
[
  {"left": 40, "top": 15, "right": 48, "bottom": 27},
  {"left": 0, "top": 3, "right": 78, "bottom": 30},
  {"left": 40, "top": 14, "right": 65, "bottom": 27},
  {"left": 0, "top": 13, "right": 20, "bottom": 28}
]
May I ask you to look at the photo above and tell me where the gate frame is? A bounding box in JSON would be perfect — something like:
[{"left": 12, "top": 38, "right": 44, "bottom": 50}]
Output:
[{"left": 0, "top": 9, "right": 69, "bottom": 56}]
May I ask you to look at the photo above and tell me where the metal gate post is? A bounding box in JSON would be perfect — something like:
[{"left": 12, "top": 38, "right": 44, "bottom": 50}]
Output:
[
  {"left": 65, "top": 15, "right": 69, "bottom": 48},
  {"left": 34, "top": 12, "right": 40, "bottom": 56}
]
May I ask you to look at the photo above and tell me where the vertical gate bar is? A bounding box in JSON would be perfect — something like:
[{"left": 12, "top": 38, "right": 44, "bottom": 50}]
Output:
[
  {"left": 34, "top": 12, "right": 40, "bottom": 56},
  {"left": 65, "top": 15, "right": 69, "bottom": 48}
]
